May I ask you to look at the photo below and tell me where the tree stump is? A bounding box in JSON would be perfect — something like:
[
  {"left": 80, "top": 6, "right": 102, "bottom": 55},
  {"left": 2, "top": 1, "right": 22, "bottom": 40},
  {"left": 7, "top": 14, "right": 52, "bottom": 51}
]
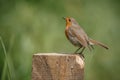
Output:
[{"left": 32, "top": 53, "right": 84, "bottom": 80}]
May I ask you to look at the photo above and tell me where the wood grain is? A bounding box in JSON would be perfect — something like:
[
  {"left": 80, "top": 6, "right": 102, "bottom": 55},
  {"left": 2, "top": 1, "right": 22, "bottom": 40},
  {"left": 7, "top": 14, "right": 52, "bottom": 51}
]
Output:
[{"left": 32, "top": 53, "right": 84, "bottom": 80}]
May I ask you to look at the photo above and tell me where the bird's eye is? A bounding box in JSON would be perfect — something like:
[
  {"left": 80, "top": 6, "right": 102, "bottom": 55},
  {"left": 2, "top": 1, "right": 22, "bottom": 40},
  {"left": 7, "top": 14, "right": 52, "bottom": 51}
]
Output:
[{"left": 69, "top": 19, "right": 71, "bottom": 22}]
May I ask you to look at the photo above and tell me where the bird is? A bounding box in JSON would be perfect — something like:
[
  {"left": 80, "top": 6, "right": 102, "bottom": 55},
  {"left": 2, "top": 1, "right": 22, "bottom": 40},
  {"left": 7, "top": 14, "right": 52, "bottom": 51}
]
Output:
[{"left": 63, "top": 17, "right": 108, "bottom": 55}]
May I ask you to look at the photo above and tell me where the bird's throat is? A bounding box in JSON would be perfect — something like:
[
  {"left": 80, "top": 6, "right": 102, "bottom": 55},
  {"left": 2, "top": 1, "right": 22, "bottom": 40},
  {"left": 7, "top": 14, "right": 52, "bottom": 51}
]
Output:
[{"left": 66, "top": 22, "right": 71, "bottom": 28}]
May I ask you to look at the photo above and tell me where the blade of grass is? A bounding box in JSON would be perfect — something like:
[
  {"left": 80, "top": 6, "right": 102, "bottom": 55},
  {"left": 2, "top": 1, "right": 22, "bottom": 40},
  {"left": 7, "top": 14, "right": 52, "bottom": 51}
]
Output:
[
  {"left": 1, "top": 59, "right": 7, "bottom": 80},
  {"left": 0, "top": 36, "right": 12, "bottom": 80},
  {"left": 7, "top": 35, "right": 16, "bottom": 79}
]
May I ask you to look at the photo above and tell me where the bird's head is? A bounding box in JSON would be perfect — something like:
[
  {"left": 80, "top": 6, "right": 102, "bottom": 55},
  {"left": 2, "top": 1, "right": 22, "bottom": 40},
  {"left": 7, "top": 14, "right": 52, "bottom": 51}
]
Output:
[{"left": 63, "top": 17, "right": 78, "bottom": 27}]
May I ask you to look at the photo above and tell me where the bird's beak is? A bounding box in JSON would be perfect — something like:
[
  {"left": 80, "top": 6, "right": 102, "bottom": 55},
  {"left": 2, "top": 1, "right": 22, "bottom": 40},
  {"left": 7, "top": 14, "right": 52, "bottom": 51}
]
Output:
[{"left": 63, "top": 17, "right": 66, "bottom": 20}]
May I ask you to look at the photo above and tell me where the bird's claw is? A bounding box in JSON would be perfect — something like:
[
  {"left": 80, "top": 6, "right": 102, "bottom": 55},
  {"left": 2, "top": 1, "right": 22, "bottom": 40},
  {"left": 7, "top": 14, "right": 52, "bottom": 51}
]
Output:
[{"left": 74, "top": 52, "right": 84, "bottom": 58}]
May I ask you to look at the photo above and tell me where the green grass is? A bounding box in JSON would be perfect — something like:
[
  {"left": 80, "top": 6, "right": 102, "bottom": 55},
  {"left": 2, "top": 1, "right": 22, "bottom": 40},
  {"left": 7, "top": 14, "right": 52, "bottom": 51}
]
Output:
[{"left": 0, "top": 36, "right": 12, "bottom": 80}]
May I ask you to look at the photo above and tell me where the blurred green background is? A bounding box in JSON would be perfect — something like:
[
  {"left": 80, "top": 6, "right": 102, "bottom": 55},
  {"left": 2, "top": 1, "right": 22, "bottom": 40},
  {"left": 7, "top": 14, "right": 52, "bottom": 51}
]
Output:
[{"left": 0, "top": 0, "right": 120, "bottom": 80}]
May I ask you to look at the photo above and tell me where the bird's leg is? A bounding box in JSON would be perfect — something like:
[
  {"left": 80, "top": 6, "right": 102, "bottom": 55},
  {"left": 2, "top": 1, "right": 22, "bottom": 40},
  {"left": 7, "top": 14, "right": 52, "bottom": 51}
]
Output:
[
  {"left": 88, "top": 45, "right": 92, "bottom": 51},
  {"left": 90, "top": 45, "right": 94, "bottom": 49},
  {"left": 79, "top": 47, "right": 85, "bottom": 58},
  {"left": 88, "top": 45, "right": 94, "bottom": 51},
  {"left": 74, "top": 47, "right": 81, "bottom": 54},
  {"left": 79, "top": 47, "right": 85, "bottom": 54}
]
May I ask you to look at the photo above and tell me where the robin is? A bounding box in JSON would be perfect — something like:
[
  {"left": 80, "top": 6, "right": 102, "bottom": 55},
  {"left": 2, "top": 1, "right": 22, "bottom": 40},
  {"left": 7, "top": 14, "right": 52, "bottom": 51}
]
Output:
[{"left": 63, "top": 17, "right": 108, "bottom": 55}]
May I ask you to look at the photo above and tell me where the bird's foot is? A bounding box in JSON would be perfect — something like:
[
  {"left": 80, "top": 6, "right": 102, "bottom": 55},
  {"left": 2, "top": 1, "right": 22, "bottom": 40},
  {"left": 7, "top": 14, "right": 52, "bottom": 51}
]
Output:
[
  {"left": 80, "top": 53, "right": 84, "bottom": 58},
  {"left": 74, "top": 52, "right": 84, "bottom": 59}
]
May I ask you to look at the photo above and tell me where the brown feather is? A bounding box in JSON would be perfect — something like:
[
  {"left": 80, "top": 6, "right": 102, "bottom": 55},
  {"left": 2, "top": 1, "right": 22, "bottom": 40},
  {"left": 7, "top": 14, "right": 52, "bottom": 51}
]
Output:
[{"left": 89, "top": 39, "right": 109, "bottom": 49}]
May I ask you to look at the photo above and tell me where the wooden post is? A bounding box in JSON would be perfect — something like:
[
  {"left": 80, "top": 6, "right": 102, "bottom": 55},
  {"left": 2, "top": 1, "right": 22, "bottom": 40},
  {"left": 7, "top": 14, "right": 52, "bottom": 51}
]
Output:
[{"left": 32, "top": 53, "right": 84, "bottom": 80}]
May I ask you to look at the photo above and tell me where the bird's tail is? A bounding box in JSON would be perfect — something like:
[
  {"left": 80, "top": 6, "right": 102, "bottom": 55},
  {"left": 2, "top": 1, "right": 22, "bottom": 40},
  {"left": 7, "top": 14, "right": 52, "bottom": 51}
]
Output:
[{"left": 89, "top": 39, "right": 109, "bottom": 50}]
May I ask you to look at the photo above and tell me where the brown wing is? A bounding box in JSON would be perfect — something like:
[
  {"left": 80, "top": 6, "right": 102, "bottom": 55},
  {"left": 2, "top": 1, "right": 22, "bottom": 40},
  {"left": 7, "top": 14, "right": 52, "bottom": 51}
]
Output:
[{"left": 69, "top": 25, "right": 88, "bottom": 47}]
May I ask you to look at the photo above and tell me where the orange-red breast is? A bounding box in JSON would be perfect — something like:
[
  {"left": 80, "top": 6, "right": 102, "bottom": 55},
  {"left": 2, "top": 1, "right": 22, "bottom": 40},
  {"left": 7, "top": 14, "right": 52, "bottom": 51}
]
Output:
[{"left": 63, "top": 17, "right": 108, "bottom": 54}]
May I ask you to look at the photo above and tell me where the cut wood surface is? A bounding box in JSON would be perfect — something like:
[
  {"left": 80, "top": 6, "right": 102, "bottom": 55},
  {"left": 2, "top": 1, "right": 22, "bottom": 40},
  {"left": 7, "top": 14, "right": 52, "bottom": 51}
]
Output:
[{"left": 32, "top": 53, "right": 84, "bottom": 80}]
